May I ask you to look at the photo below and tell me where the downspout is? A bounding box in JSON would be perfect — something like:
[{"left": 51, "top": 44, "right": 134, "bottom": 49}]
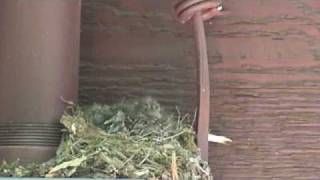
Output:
[{"left": 0, "top": 0, "right": 81, "bottom": 163}]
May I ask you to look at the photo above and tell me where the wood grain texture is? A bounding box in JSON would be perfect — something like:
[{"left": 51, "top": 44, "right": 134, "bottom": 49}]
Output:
[
  {"left": 80, "top": 0, "right": 320, "bottom": 179},
  {"left": 80, "top": 0, "right": 197, "bottom": 112}
]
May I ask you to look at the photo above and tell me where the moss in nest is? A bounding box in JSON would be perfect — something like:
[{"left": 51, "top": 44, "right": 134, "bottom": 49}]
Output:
[{"left": 0, "top": 97, "right": 212, "bottom": 179}]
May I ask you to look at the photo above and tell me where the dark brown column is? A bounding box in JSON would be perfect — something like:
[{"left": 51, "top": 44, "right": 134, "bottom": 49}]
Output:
[{"left": 0, "top": 0, "right": 81, "bottom": 163}]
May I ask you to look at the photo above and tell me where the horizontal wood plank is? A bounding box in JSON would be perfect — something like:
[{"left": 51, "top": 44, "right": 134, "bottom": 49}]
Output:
[{"left": 81, "top": 0, "right": 320, "bottom": 179}]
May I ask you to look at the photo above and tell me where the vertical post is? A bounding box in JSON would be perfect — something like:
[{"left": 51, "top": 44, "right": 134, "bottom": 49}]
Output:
[{"left": 0, "top": 0, "right": 81, "bottom": 163}]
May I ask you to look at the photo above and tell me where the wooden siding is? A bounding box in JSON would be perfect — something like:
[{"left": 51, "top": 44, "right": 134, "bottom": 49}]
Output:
[{"left": 80, "top": 0, "right": 320, "bottom": 179}]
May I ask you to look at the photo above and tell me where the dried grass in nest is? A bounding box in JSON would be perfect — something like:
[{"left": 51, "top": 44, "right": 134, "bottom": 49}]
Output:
[{"left": 0, "top": 97, "right": 212, "bottom": 179}]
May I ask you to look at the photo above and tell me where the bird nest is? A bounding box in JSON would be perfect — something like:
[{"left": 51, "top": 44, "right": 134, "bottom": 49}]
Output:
[{"left": 0, "top": 97, "right": 212, "bottom": 179}]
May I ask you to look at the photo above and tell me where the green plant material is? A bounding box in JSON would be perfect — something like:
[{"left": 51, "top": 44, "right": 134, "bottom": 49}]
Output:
[
  {"left": 46, "top": 156, "right": 88, "bottom": 177},
  {"left": 0, "top": 97, "right": 212, "bottom": 179}
]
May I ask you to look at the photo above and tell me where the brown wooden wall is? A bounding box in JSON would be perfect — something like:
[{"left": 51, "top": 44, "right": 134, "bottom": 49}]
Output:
[{"left": 80, "top": 0, "right": 320, "bottom": 179}]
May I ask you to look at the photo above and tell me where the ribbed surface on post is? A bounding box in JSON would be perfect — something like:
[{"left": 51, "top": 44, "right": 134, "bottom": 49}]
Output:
[{"left": 0, "top": 0, "right": 81, "bottom": 163}]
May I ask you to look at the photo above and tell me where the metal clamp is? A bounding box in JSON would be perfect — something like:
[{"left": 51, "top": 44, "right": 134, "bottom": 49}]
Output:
[{"left": 174, "top": 0, "right": 222, "bottom": 160}]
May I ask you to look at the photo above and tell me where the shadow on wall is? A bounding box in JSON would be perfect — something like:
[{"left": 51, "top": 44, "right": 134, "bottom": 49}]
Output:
[{"left": 79, "top": 0, "right": 197, "bottom": 113}]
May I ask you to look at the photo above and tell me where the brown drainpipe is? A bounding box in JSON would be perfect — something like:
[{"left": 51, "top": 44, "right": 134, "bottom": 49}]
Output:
[{"left": 0, "top": 0, "right": 81, "bottom": 163}]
